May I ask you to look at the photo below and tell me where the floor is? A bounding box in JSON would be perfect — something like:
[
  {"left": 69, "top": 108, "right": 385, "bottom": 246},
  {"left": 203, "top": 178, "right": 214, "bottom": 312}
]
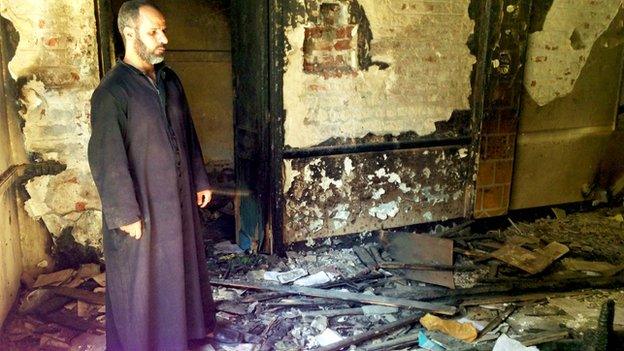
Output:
[{"left": 1, "top": 205, "right": 624, "bottom": 350}]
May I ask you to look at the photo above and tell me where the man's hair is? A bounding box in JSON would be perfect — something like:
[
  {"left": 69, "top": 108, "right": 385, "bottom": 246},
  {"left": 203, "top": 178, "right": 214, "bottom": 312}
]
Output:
[{"left": 117, "top": 0, "right": 161, "bottom": 40}]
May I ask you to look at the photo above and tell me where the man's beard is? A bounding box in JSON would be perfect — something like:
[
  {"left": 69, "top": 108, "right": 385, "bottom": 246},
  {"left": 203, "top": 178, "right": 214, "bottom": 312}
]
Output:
[{"left": 134, "top": 36, "right": 165, "bottom": 65}]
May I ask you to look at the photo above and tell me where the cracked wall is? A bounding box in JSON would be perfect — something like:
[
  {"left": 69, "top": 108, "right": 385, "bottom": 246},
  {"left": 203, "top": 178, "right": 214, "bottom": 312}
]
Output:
[
  {"left": 523, "top": 0, "right": 623, "bottom": 105},
  {"left": 283, "top": 0, "right": 476, "bottom": 148},
  {"left": 0, "top": 0, "right": 103, "bottom": 251}
]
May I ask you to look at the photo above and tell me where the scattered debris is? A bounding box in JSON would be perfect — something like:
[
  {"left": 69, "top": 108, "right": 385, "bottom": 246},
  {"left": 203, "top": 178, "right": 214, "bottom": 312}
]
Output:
[{"left": 4, "top": 208, "right": 624, "bottom": 350}]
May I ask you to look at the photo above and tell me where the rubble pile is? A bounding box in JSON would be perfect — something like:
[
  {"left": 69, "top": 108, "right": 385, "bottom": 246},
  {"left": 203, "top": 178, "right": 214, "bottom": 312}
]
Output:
[{"left": 2, "top": 207, "right": 624, "bottom": 350}]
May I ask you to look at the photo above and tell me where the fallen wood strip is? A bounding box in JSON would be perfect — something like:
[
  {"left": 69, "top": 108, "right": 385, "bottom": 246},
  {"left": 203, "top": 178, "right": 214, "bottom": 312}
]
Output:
[
  {"left": 317, "top": 314, "right": 423, "bottom": 351},
  {"left": 241, "top": 272, "right": 385, "bottom": 303},
  {"left": 359, "top": 332, "right": 420, "bottom": 351},
  {"left": 43, "top": 286, "right": 105, "bottom": 305},
  {"left": 476, "top": 304, "right": 516, "bottom": 341},
  {"left": 379, "top": 262, "right": 480, "bottom": 272},
  {"left": 300, "top": 307, "right": 363, "bottom": 318},
  {"left": 210, "top": 279, "right": 457, "bottom": 315},
  {"left": 459, "top": 290, "right": 592, "bottom": 307},
  {"left": 520, "top": 330, "right": 569, "bottom": 346}
]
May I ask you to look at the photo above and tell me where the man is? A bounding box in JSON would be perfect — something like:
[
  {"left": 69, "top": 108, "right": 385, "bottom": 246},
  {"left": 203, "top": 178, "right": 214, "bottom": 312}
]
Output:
[{"left": 87, "top": 1, "right": 215, "bottom": 350}]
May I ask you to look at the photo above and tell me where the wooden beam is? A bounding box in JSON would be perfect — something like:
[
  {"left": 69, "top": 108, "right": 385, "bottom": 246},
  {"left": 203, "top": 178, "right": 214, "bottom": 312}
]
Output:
[
  {"left": 44, "top": 286, "right": 105, "bottom": 305},
  {"left": 316, "top": 314, "right": 423, "bottom": 351},
  {"left": 210, "top": 279, "right": 457, "bottom": 315}
]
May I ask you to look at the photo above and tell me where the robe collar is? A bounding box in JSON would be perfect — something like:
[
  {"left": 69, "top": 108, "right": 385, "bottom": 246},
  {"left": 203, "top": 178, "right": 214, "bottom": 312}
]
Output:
[{"left": 118, "top": 59, "right": 168, "bottom": 80}]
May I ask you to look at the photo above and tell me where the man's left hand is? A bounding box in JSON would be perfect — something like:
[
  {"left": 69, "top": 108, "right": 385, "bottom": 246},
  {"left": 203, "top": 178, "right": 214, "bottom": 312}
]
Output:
[{"left": 197, "top": 189, "right": 212, "bottom": 208}]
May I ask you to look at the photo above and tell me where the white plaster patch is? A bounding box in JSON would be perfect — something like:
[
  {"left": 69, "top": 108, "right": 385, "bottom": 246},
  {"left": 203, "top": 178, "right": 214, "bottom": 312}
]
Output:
[
  {"left": 309, "top": 219, "right": 324, "bottom": 233},
  {"left": 344, "top": 157, "right": 355, "bottom": 176},
  {"left": 371, "top": 188, "right": 386, "bottom": 200},
  {"left": 399, "top": 183, "right": 412, "bottom": 193},
  {"left": 458, "top": 148, "right": 468, "bottom": 158},
  {"left": 524, "top": 0, "right": 623, "bottom": 105},
  {"left": 387, "top": 172, "right": 401, "bottom": 184},
  {"left": 422, "top": 167, "right": 431, "bottom": 179},
  {"left": 368, "top": 201, "right": 399, "bottom": 220},
  {"left": 375, "top": 168, "right": 387, "bottom": 178},
  {"left": 283, "top": 160, "right": 301, "bottom": 194}
]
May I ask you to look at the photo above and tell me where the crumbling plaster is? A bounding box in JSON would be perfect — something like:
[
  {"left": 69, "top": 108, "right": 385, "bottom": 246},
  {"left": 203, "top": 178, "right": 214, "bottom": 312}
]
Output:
[
  {"left": 523, "top": 0, "right": 623, "bottom": 106},
  {"left": 283, "top": 147, "right": 472, "bottom": 243},
  {"left": 0, "top": 0, "right": 103, "bottom": 250},
  {"left": 283, "top": 0, "right": 476, "bottom": 148}
]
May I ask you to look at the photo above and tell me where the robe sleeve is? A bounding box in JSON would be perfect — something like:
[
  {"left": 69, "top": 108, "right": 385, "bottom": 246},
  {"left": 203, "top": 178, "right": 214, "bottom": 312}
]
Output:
[
  {"left": 177, "top": 77, "right": 211, "bottom": 193},
  {"left": 88, "top": 88, "right": 142, "bottom": 229}
]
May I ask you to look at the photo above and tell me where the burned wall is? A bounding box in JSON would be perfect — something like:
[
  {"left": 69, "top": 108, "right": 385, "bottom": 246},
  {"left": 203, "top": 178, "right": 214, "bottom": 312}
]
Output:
[
  {"left": 511, "top": 1, "right": 624, "bottom": 209},
  {"left": 283, "top": 0, "right": 476, "bottom": 148},
  {"left": 283, "top": 147, "right": 472, "bottom": 243},
  {"left": 523, "top": 0, "right": 623, "bottom": 106},
  {"left": 0, "top": 0, "right": 103, "bottom": 251},
  {"left": 280, "top": 0, "right": 478, "bottom": 242}
]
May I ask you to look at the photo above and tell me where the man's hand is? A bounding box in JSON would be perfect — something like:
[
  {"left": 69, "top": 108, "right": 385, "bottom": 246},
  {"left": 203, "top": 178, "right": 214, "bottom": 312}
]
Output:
[
  {"left": 197, "top": 189, "right": 212, "bottom": 208},
  {"left": 120, "top": 220, "right": 142, "bottom": 240}
]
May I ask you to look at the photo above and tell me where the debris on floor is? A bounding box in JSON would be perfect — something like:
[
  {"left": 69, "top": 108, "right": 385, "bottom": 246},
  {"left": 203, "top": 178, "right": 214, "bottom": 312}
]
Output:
[
  {"left": 2, "top": 207, "right": 624, "bottom": 350},
  {"left": 0, "top": 263, "right": 106, "bottom": 350}
]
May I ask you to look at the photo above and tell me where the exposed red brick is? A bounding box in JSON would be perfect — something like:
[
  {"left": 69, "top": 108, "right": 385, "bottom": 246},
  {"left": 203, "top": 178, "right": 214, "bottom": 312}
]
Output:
[
  {"left": 335, "top": 26, "right": 353, "bottom": 39},
  {"left": 494, "top": 160, "right": 513, "bottom": 184},
  {"left": 305, "top": 26, "right": 324, "bottom": 38},
  {"left": 476, "top": 161, "right": 495, "bottom": 187},
  {"left": 475, "top": 188, "right": 483, "bottom": 211},
  {"left": 482, "top": 186, "right": 503, "bottom": 210},
  {"left": 334, "top": 39, "right": 352, "bottom": 51},
  {"left": 484, "top": 135, "right": 512, "bottom": 160},
  {"left": 45, "top": 37, "right": 59, "bottom": 47}
]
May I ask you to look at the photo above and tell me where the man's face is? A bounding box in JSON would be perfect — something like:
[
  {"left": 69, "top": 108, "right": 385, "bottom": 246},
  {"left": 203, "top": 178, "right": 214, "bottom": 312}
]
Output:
[{"left": 133, "top": 6, "right": 168, "bottom": 65}]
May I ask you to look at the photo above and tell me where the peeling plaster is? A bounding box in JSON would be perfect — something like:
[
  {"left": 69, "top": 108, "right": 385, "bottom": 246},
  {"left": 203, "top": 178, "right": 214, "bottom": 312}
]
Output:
[
  {"left": 524, "top": 0, "right": 623, "bottom": 105},
  {"left": 283, "top": 0, "right": 476, "bottom": 148},
  {"left": 0, "top": 0, "right": 102, "bottom": 250},
  {"left": 283, "top": 147, "right": 470, "bottom": 243},
  {"left": 283, "top": 160, "right": 301, "bottom": 194},
  {"left": 368, "top": 201, "right": 399, "bottom": 220}
]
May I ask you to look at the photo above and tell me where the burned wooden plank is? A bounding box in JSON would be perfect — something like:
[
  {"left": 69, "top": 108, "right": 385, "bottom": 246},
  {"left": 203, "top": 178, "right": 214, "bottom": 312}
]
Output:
[
  {"left": 476, "top": 304, "right": 516, "bottom": 340},
  {"left": 491, "top": 242, "right": 569, "bottom": 274},
  {"left": 381, "top": 232, "right": 455, "bottom": 288},
  {"left": 316, "top": 313, "right": 423, "bottom": 351},
  {"left": 210, "top": 279, "right": 457, "bottom": 315},
  {"left": 459, "top": 290, "right": 592, "bottom": 307},
  {"left": 43, "top": 286, "right": 105, "bottom": 305},
  {"left": 379, "top": 262, "right": 480, "bottom": 272}
]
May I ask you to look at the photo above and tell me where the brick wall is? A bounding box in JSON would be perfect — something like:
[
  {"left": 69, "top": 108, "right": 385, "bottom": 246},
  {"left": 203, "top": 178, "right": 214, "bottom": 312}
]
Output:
[
  {"left": 283, "top": 0, "right": 476, "bottom": 148},
  {"left": 0, "top": 0, "right": 103, "bottom": 250}
]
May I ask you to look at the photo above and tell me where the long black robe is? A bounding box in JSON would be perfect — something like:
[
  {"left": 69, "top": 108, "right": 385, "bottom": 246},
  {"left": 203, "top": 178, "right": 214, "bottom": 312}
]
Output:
[{"left": 88, "top": 61, "right": 215, "bottom": 351}]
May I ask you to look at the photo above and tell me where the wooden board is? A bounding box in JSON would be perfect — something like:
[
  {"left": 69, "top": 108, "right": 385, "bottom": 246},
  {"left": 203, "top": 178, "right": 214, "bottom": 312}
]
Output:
[
  {"left": 381, "top": 232, "right": 455, "bottom": 288},
  {"left": 492, "top": 242, "right": 569, "bottom": 275}
]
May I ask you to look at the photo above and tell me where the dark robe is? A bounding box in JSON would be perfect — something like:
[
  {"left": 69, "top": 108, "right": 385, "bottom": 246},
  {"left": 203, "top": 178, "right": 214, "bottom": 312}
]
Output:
[{"left": 87, "top": 61, "right": 215, "bottom": 351}]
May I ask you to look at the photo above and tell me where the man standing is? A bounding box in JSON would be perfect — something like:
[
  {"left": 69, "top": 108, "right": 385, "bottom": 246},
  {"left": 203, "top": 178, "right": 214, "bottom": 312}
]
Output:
[{"left": 87, "top": 1, "right": 215, "bottom": 350}]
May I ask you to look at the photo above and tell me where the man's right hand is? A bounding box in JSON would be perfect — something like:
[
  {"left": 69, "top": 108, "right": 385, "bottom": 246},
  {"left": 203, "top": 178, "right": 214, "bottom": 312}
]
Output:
[{"left": 120, "top": 220, "right": 142, "bottom": 240}]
